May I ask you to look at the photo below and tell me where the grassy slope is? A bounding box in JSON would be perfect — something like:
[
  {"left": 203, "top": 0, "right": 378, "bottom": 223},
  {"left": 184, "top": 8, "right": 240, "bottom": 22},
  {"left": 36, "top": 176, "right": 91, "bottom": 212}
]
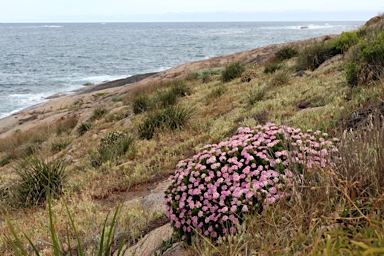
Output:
[{"left": 0, "top": 18, "right": 384, "bottom": 255}]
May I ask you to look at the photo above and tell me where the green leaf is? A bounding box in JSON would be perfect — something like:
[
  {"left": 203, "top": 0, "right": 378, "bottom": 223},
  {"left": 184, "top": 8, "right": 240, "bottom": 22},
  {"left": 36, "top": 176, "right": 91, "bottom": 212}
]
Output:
[
  {"left": 65, "top": 203, "right": 85, "bottom": 256},
  {"left": 5, "top": 217, "right": 29, "bottom": 256}
]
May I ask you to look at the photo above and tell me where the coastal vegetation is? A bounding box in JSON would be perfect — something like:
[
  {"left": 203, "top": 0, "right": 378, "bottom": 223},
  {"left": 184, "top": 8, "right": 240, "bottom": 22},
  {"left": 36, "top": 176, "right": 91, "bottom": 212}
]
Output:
[{"left": 0, "top": 16, "right": 384, "bottom": 255}]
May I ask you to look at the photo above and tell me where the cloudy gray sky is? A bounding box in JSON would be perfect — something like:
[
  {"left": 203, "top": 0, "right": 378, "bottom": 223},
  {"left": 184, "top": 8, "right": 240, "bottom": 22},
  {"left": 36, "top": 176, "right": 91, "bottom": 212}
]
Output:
[{"left": 0, "top": 0, "right": 383, "bottom": 22}]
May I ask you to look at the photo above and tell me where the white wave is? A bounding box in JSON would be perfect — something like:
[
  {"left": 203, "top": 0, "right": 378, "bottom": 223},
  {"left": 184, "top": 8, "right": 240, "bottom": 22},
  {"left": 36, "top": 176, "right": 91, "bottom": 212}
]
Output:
[{"left": 0, "top": 93, "right": 49, "bottom": 118}]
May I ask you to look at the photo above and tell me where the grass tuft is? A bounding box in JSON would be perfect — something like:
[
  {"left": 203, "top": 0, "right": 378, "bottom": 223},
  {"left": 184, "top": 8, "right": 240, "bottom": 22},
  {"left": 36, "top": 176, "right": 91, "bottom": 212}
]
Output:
[
  {"left": 221, "top": 62, "right": 246, "bottom": 82},
  {"left": 138, "top": 106, "right": 192, "bottom": 140},
  {"left": 132, "top": 93, "right": 151, "bottom": 114},
  {"left": 13, "top": 156, "right": 67, "bottom": 207}
]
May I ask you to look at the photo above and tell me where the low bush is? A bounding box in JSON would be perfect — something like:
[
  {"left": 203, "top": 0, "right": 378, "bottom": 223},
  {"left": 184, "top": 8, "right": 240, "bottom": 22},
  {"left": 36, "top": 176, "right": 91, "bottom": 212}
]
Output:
[
  {"left": 275, "top": 46, "right": 299, "bottom": 60},
  {"left": 346, "top": 61, "right": 359, "bottom": 86},
  {"left": 138, "top": 106, "right": 192, "bottom": 140},
  {"left": 13, "top": 156, "right": 67, "bottom": 207},
  {"left": 331, "top": 31, "right": 359, "bottom": 53},
  {"left": 345, "top": 32, "right": 384, "bottom": 86},
  {"left": 165, "top": 122, "right": 339, "bottom": 243},
  {"left": 221, "top": 62, "right": 246, "bottom": 83},
  {"left": 296, "top": 42, "right": 337, "bottom": 71}
]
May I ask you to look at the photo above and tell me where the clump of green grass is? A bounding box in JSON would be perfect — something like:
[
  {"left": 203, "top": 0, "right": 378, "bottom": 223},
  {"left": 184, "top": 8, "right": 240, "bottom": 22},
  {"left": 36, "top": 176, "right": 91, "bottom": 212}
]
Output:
[
  {"left": 132, "top": 93, "right": 152, "bottom": 114},
  {"left": 138, "top": 106, "right": 192, "bottom": 140},
  {"left": 77, "top": 122, "right": 92, "bottom": 135},
  {"left": 92, "top": 107, "right": 108, "bottom": 120},
  {"left": 264, "top": 46, "right": 298, "bottom": 74},
  {"left": 263, "top": 61, "right": 282, "bottom": 74},
  {"left": 6, "top": 198, "right": 124, "bottom": 255},
  {"left": 275, "top": 45, "right": 299, "bottom": 60},
  {"left": 51, "top": 138, "right": 71, "bottom": 153},
  {"left": 186, "top": 68, "right": 224, "bottom": 83},
  {"left": 13, "top": 156, "right": 67, "bottom": 207},
  {"left": 246, "top": 86, "right": 267, "bottom": 106},
  {"left": 156, "top": 90, "right": 178, "bottom": 108},
  {"left": 221, "top": 62, "right": 246, "bottom": 82},
  {"left": 90, "top": 131, "right": 135, "bottom": 168},
  {"left": 209, "top": 84, "right": 227, "bottom": 98},
  {"left": 270, "top": 70, "right": 290, "bottom": 86},
  {"left": 169, "top": 80, "right": 192, "bottom": 97}
]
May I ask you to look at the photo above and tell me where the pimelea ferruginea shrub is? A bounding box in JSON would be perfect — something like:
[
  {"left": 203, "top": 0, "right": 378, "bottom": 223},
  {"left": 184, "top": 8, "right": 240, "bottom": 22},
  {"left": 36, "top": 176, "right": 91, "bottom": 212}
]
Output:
[{"left": 164, "top": 122, "right": 339, "bottom": 243}]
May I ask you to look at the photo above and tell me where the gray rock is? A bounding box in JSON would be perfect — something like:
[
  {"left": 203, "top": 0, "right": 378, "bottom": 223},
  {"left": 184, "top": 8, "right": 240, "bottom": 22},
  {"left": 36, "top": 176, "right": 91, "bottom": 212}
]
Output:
[
  {"left": 119, "top": 223, "right": 173, "bottom": 256},
  {"left": 162, "top": 242, "right": 189, "bottom": 256}
]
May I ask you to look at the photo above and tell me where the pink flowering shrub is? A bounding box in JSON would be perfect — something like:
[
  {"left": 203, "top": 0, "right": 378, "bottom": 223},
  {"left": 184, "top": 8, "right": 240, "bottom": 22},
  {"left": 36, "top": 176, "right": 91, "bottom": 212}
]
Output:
[{"left": 164, "top": 122, "right": 339, "bottom": 242}]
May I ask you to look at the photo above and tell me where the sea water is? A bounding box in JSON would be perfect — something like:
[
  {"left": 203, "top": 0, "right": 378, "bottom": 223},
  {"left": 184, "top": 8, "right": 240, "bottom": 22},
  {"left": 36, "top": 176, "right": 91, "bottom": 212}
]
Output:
[{"left": 0, "top": 21, "right": 363, "bottom": 118}]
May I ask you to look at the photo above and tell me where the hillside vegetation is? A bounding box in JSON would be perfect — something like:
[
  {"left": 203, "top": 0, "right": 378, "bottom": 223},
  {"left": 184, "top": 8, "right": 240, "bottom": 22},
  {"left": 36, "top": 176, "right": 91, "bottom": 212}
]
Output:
[{"left": 0, "top": 16, "right": 384, "bottom": 255}]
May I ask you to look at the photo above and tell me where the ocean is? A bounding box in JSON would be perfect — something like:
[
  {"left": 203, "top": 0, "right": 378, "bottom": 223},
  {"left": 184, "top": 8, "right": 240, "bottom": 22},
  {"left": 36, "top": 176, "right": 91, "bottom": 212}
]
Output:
[{"left": 0, "top": 21, "right": 363, "bottom": 118}]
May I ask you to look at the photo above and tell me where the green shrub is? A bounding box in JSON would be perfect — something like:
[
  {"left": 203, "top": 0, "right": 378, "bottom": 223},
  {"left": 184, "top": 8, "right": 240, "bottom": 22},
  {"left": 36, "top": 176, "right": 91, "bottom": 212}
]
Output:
[
  {"left": 138, "top": 106, "right": 192, "bottom": 140},
  {"left": 346, "top": 61, "right": 359, "bottom": 87},
  {"left": 14, "top": 156, "right": 67, "bottom": 207},
  {"left": 132, "top": 93, "right": 151, "bottom": 114},
  {"left": 221, "top": 62, "right": 246, "bottom": 82},
  {"left": 345, "top": 32, "right": 384, "bottom": 85},
  {"left": 331, "top": 31, "right": 359, "bottom": 53},
  {"left": 275, "top": 46, "right": 299, "bottom": 60},
  {"left": 360, "top": 32, "right": 384, "bottom": 64},
  {"left": 296, "top": 42, "right": 336, "bottom": 71}
]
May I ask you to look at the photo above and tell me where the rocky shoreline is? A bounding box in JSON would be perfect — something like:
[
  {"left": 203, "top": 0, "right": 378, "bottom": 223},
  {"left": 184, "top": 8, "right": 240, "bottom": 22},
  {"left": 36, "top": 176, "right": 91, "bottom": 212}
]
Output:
[{"left": 0, "top": 34, "right": 335, "bottom": 139}]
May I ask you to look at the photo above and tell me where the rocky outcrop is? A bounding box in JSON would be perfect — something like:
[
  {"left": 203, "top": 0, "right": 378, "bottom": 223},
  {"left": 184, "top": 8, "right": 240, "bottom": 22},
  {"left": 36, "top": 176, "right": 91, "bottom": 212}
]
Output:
[{"left": 365, "top": 16, "right": 382, "bottom": 27}]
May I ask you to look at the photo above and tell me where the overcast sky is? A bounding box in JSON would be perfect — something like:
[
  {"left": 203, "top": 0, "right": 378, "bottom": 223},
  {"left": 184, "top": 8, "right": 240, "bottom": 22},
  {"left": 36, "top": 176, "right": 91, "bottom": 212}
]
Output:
[{"left": 0, "top": 0, "right": 383, "bottom": 22}]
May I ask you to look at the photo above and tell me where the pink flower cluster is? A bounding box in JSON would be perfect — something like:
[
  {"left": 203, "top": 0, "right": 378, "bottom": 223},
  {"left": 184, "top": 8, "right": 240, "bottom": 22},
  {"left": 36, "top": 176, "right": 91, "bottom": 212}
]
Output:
[{"left": 164, "top": 122, "right": 338, "bottom": 242}]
